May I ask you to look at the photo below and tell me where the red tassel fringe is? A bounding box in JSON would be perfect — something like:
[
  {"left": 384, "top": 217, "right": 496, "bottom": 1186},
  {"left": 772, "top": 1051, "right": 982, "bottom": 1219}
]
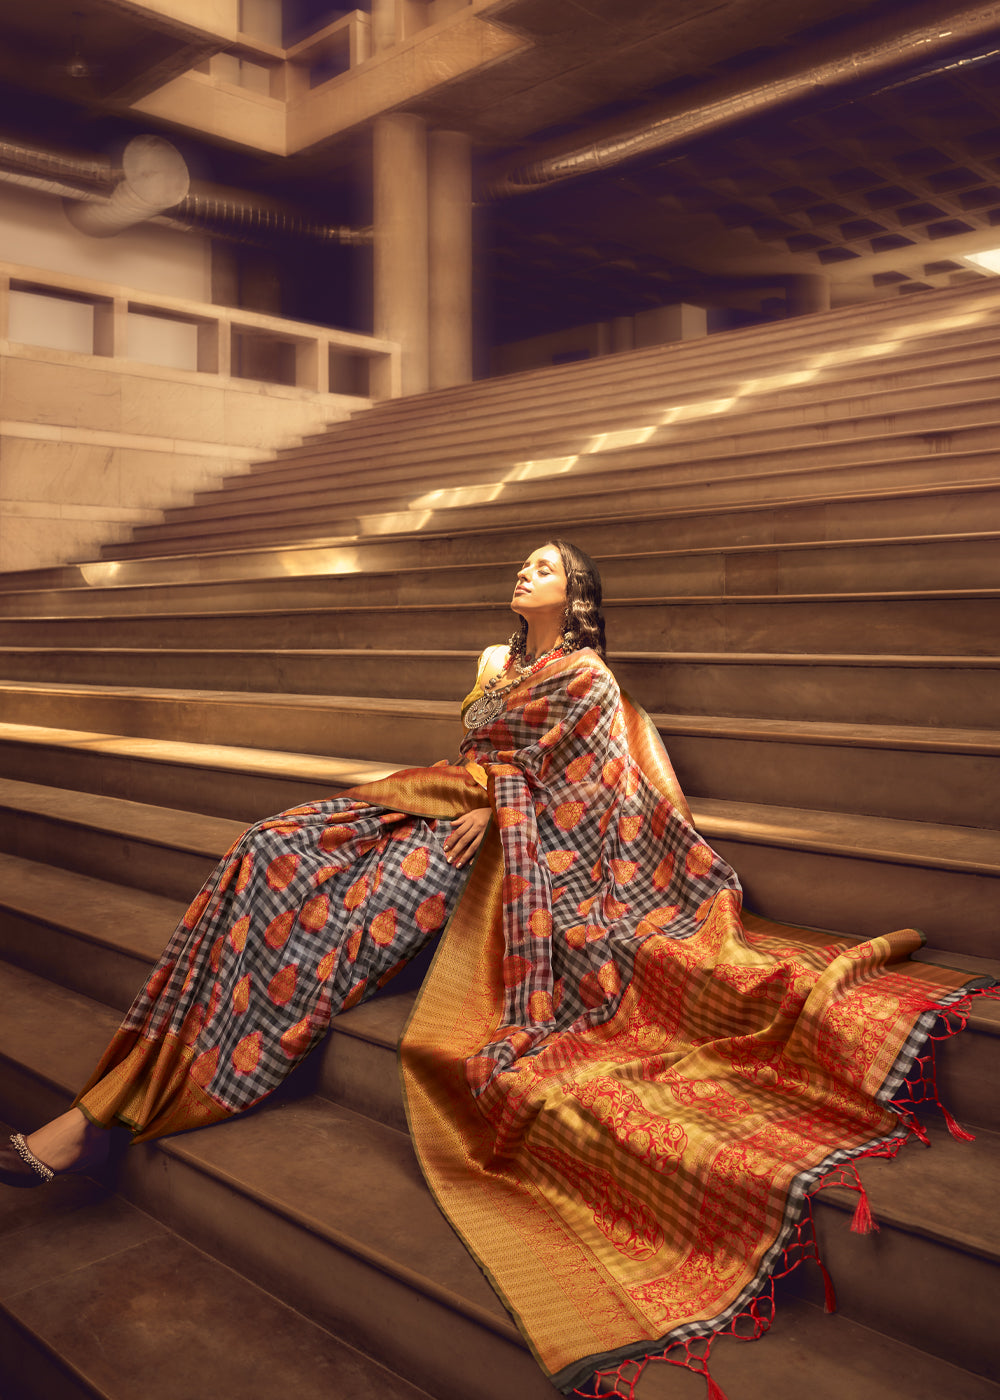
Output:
[
  {"left": 704, "top": 1374, "right": 731, "bottom": 1400},
  {"left": 850, "top": 1184, "right": 879, "bottom": 1234},
  {"left": 941, "top": 1104, "right": 977, "bottom": 1142},
  {"left": 819, "top": 1259, "right": 838, "bottom": 1313}
]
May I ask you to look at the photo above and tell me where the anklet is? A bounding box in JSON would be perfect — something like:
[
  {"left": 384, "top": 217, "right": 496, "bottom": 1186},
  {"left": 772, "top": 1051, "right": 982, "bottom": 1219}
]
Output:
[{"left": 10, "top": 1134, "right": 55, "bottom": 1183}]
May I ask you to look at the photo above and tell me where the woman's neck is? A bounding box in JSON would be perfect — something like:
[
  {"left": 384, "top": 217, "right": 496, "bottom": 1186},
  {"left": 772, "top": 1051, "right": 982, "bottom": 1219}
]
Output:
[{"left": 524, "top": 619, "right": 564, "bottom": 661}]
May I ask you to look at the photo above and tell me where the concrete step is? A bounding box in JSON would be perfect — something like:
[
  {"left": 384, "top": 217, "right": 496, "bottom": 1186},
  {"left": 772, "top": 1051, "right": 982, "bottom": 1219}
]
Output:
[
  {"left": 265, "top": 359, "right": 1000, "bottom": 464},
  {"left": 617, "top": 653, "right": 1000, "bottom": 730},
  {"left": 0, "top": 851, "right": 180, "bottom": 1017},
  {"left": 0, "top": 674, "right": 995, "bottom": 834},
  {"left": 2, "top": 536, "right": 998, "bottom": 647},
  {"left": 0, "top": 641, "right": 991, "bottom": 733},
  {"left": 0, "top": 595, "right": 996, "bottom": 675},
  {"left": 698, "top": 797, "right": 999, "bottom": 955},
  {"left": 0, "top": 778, "right": 236, "bottom": 900},
  {"left": 29, "top": 524, "right": 1000, "bottom": 624},
  {"left": 807, "top": 1124, "right": 1000, "bottom": 1382},
  {"left": 225, "top": 383, "right": 1000, "bottom": 497},
  {"left": 337, "top": 343, "right": 1000, "bottom": 469},
  {"left": 108, "top": 452, "right": 1000, "bottom": 559},
  {"left": 319, "top": 313, "right": 1000, "bottom": 436},
  {"left": 0, "top": 687, "right": 993, "bottom": 849},
  {"left": 0, "top": 721, "right": 396, "bottom": 821},
  {"left": 0, "top": 1173, "right": 437, "bottom": 1400},
  {"left": 6, "top": 1165, "right": 998, "bottom": 1400},
  {"left": 0, "top": 642, "right": 997, "bottom": 730},
  {"left": 141, "top": 422, "right": 1000, "bottom": 539},
  {"left": 660, "top": 715, "right": 1000, "bottom": 828},
  {"left": 0, "top": 679, "right": 463, "bottom": 764},
  {"left": 345, "top": 282, "right": 1000, "bottom": 421},
  {"left": 244, "top": 372, "right": 1000, "bottom": 480},
  {"left": 329, "top": 340, "right": 1000, "bottom": 473},
  {"left": 5, "top": 491, "right": 1000, "bottom": 608},
  {"left": 1, "top": 663, "right": 996, "bottom": 765},
  {"left": 682, "top": 1289, "right": 1000, "bottom": 1400}
]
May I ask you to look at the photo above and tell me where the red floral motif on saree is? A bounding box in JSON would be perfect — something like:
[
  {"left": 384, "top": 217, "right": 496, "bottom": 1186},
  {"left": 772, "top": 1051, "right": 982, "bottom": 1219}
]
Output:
[
  {"left": 567, "top": 1078, "right": 689, "bottom": 1175},
  {"left": 532, "top": 1143, "right": 666, "bottom": 1261}
]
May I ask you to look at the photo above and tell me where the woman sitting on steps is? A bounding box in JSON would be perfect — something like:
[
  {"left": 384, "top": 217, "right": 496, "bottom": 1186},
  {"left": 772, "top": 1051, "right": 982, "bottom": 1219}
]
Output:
[{"left": 0, "top": 537, "right": 987, "bottom": 1397}]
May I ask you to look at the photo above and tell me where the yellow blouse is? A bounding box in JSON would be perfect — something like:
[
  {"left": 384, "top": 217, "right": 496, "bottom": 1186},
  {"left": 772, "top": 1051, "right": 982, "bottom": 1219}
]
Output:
[
  {"left": 460, "top": 644, "right": 511, "bottom": 791},
  {"left": 460, "top": 644, "right": 511, "bottom": 726}
]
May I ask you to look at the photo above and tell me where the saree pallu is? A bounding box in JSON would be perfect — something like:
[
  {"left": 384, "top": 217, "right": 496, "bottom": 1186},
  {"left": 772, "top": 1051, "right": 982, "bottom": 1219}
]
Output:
[{"left": 401, "top": 651, "right": 990, "bottom": 1394}]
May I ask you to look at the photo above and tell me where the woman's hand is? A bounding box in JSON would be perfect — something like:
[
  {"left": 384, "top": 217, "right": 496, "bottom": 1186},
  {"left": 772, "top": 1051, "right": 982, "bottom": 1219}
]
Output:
[{"left": 444, "top": 807, "right": 492, "bottom": 866}]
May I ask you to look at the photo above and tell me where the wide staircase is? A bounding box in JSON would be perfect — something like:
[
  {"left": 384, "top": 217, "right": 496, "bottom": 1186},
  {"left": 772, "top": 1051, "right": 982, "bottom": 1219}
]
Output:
[{"left": 0, "top": 281, "right": 998, "bottom": 1400}]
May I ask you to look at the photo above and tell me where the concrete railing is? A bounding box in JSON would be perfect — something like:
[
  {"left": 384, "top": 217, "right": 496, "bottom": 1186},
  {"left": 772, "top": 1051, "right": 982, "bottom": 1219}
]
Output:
[
  {"left": 0, "top": 261, "right": 401, "bottom": 400},
  {"left": 0, "top": 260, "right": 402, "bottom": 572}
]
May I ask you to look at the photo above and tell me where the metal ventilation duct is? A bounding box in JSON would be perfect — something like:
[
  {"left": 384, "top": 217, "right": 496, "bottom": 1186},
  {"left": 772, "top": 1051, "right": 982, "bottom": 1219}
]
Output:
[
  {"left": 484, "top": 1, "right": 1000, "bottom": 197},
  {"left": 64, "top": 135, "right": 190, "bottom": 236},
  {"left": 0, "top": 135, "right": 371, "bottom": 246},
  {"left": 168, "top": 191, "right": 372, "bottom": 246}
]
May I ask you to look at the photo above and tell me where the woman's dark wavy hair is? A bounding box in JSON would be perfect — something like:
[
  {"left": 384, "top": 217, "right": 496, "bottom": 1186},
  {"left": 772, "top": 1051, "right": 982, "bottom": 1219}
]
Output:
[{"left": 512, "top": 538, "right": 606, "bottom": 660}]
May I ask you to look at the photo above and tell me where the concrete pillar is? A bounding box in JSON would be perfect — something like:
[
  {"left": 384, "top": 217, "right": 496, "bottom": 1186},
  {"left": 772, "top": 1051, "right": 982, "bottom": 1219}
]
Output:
[
  {"left": 428, "top": 129, "right": 473, "bottom": 390},
  {"left": 93, "top": 297, "right": 127, "bottom": 358},
  {"left": 633, "top": 303, "right": 707, "bottom": 347},
  {"left": 211, "top": 242, "right": 239, "bottom": 307},
  {"left": 373, "top": 114, "right": 429, "bottom": 398},
  {"left": 610, "top": 315, "right": 634, "bottom": 354},
  {"left": 371, "top": 0, "right": 397, "bottom": 52},
  {"left": 785, "top": 273, "right": 831, "bottom": 316}
]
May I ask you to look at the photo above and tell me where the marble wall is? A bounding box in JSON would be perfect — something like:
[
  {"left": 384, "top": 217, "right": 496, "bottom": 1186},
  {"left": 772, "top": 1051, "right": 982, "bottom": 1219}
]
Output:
[{"left": 0, "top": 346, "right": 363, "bottom": 572}]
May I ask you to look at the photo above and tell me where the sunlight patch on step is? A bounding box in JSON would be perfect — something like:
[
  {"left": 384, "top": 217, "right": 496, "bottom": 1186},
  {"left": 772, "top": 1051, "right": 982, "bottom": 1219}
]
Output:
[
  {"left": 582, "top": 425, "right": 659, "bottom": 452},
  {"left": 657, "top": 398, "right": 736, "bottom": 426},
  {"left": 357, "top": 510, "right": 434, "bottom": 535},
  {"left": 273, "top": 547, "right": 366, "bottom": 574},
  {"left": 407, "top": 481, "right": 509, "bottom": 508},
  {"left": 80, "top": 560, "right": 124, "bottom": 585},
  {"left": 506, "top": 456, "right": 580, "bottom": 481}
]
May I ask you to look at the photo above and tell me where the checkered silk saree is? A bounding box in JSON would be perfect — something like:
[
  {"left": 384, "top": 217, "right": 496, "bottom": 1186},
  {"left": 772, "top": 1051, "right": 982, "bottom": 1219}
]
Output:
[
  {"left": 75, "top": 762, "right": 488, "bottom": 1140},
  {"left": 75, "top": 648, "right": 986, "bottom": 1395}
]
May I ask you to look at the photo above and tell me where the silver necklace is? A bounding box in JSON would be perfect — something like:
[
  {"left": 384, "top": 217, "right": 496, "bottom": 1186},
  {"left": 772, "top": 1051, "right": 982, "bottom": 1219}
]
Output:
[{"left": 465, "top": 641, "right": 565, "bottom": 729}]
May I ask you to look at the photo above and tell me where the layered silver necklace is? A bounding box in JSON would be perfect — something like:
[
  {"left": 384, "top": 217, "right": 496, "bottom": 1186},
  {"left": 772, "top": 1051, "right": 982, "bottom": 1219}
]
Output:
[{"left": 464, "top": 640, "right": 566, "bottom": 729}]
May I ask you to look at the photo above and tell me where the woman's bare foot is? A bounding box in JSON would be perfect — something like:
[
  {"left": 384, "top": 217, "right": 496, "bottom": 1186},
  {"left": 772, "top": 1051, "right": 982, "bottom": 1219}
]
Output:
[{"left": 24, "top": 1108, "right": 110, "bottom": 1175}]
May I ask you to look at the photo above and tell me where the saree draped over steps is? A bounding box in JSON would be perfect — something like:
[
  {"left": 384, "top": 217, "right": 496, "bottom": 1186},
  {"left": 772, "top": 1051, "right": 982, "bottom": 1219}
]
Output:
[{"left": 74, "top": 650, "right": 989, "bottom": 1395}]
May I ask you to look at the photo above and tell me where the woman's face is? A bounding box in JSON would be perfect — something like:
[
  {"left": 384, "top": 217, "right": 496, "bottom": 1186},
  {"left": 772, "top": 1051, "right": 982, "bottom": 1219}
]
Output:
[{"left": 511, "top": 545, "right": 568, "bottom": 621}]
